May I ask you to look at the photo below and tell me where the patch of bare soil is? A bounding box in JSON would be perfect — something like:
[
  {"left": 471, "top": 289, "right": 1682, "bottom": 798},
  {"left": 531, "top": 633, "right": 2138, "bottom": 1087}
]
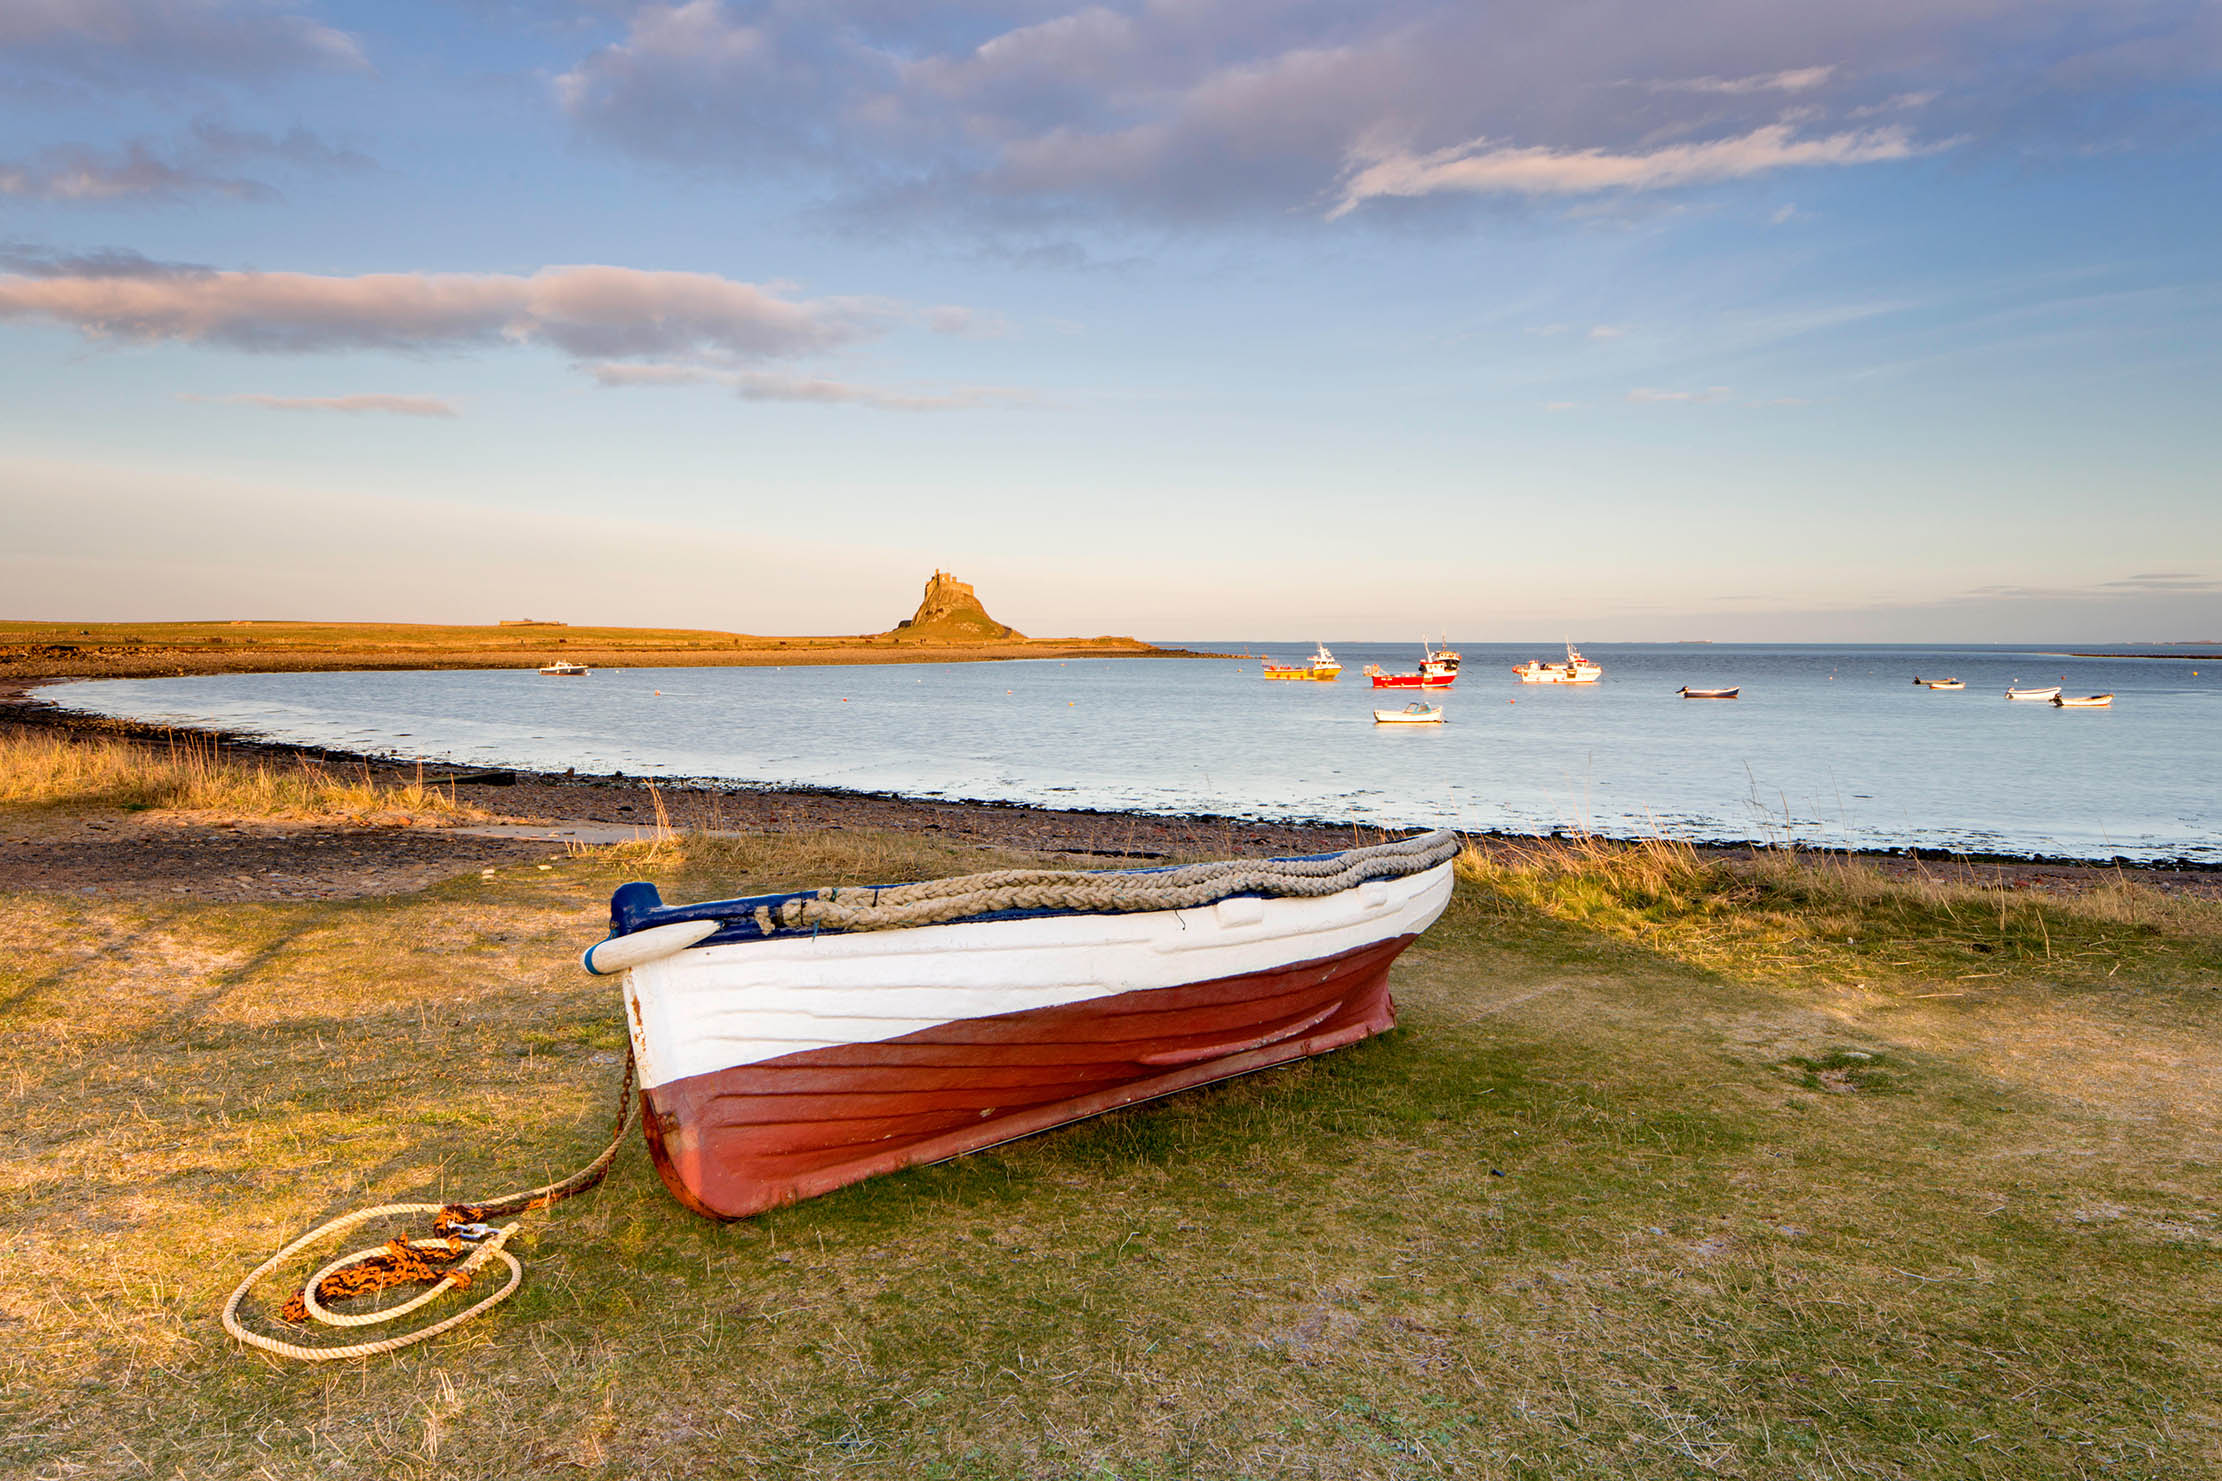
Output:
[{"left": 0, "top": 813, "right": 559, "bottom": 901}]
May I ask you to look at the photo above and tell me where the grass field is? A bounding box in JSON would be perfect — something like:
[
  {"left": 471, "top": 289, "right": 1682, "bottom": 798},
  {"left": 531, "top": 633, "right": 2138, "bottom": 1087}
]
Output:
[
  {"left": 4, "top": 830, "right": 2219, "bottom": 1478},
  {"left": 0, "top": 618, "right": 1175, "bottom": 683}
]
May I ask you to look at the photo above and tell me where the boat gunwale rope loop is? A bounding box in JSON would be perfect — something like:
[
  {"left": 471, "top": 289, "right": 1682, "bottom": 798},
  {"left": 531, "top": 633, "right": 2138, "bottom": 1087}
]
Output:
[{"left": 776, "top": 829, "right": 1462, "bottom": 935}]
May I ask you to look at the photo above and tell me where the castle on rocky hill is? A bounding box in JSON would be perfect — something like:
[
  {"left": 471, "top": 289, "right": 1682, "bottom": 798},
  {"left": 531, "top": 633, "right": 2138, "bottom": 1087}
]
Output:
[{"left": 891, "top": 571, "right": 1022, "bottom": 641}]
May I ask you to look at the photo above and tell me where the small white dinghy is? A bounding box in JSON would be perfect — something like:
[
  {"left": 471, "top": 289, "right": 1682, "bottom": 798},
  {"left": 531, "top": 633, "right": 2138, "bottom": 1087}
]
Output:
[
  {"left": 1913, "top": 676, "right": 1964, "bottom": 690},
  {"left": 1373, "top": 701, "right": 1444, "bottom": 724},
  {"left": 2053, "top": 693, "right": 2114, "bottom": 708},
  {"left": 2005, "top": 685, "right": 2062, "bottom": 701},
  {"left": 1677, "top": 686, "right": 1739, "bottom": 700}
]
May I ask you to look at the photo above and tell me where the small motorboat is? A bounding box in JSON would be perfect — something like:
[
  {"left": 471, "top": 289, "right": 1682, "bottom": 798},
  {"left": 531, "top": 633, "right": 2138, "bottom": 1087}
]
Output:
[
  {"left": 539, "top": 661, "right": 590, "bottom": 676},
  {"left": 1366, "top": 639, "right": 1462, "bottom": 689},
  {"left": 2005, "top": 685, "right": 2062, "bottom": 701},
  {"left": 1513, "top": 643, "right": 1601, "bottom": 684},
  {"left": 2053, "top": 693, "right": 2114, "bottom": 708},
  {"left": 1677, "top": 686, "right": 1739, "bottom": 699},
  {"left": 1913, "top": 677, "right": 1964, "bottom": 690},
  {"left": 1263, "top": 642, "right": 1342, "bottom": 681},
  {"left": 583, "top": 831, "right": 1460, "bottom": 1218},
  {"left": 1373, "top": 701, "right": 1444, "bottom": 724}
]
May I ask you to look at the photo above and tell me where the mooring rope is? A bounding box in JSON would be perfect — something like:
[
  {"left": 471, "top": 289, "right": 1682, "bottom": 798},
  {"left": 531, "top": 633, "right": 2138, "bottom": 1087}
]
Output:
[
  {"left": 771, "top": 828, "right": 1461, "bottom": 934},
  {"left": 221, "top": 1049, "right": 635, "bottom": 1362}
]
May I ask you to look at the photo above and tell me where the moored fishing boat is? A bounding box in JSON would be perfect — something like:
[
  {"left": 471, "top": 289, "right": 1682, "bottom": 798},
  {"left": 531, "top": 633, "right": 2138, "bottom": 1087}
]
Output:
[
  {"left": 2053, "top": 693, "right": 2114, "bottom": 708},
  {"left": 1512, "top": 644, "right": 1601, "bottom": 684},
  {"left": 1677, "top": 686, "right": 1739, "bottom": 699},
  {"left": 1372, "top": 701, "right": 1444, "bottom": 724},
  {"left": 1366, "top": 639, "right": 1462, "bottom": 689},
  {"left": 1912, "top": 676, "right": 1964, "bottom": 689},
  {"left": 2005, "top": 685, "right": 2062, "bottom": 700},
  {"left": 584, "top": 832, "right": 1461, "bottom": 1219},
  {"left": 539, "top": 660, "right": 590, "bottom": 676},
  {"left": 1262, "top": 643, "right": 1343, "bottom": 680}
]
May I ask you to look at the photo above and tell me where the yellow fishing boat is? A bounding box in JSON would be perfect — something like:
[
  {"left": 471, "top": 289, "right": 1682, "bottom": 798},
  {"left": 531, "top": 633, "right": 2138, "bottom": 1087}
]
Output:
[{"left": 1262, "top": 643, "right": 1342, "bottom": 681}]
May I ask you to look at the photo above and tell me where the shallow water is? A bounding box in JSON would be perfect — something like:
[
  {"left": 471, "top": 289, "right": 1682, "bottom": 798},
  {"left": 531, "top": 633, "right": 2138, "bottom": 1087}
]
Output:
[{"left": 40, "top": 643, "right": 2222, "bottom": 862}]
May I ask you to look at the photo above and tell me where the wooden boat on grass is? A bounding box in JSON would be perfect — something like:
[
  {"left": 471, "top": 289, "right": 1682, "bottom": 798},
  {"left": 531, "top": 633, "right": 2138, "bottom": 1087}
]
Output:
[
  {"left": 2005, "top": 685, "right": 2062, "bottom": 701},
  {"left": 1913, "top": 676, "right": 1964, "bottom": 690},
  {"left": 539, "top": 660, "right": 590, "bottom": 676},
  {"left": 2053, "top": 693, "right": 2114, "bottom": 708},
  {"left": 1365, "top": 640, "right": 1462, "bottom": 689},
  {"left": 584, "top": 832, "right": 1460, "bottom": 1219},
  {"left": 1513, "top": 644, "right": 1601, "bottom": 685},
  {"left": 1372, "top": 701, "right": 1444, "bottom": 724},
  {"left": 1677, "top": 686, "right": 1739, "bottom": 699},
  {"left": 1263, "top": 643, "right": 1342, "bottom": 680}
]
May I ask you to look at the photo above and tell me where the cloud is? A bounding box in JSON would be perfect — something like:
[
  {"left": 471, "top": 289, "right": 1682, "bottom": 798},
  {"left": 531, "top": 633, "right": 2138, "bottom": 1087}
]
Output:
[
  {"left": 0, "top": 244, "right": 212, "bottom": 278},
  {"left": 0, "top": 264, "right": 877, "bottom": 358},
  {"left": 0, "top": 0, "right": 367, "bottom": 88},
  {"left": 1645, "top": 66, "right": 1837, "bottom": 95},
  {"left": 549, "top": 2, "right": 2209, "bottom": 228},
  {"left": 1331, "top": 123, "right": 1925, "bottom": 216},
  {"left": 1628, "top": 386, "right": 1731, "bottom": 402},
  {"left": 590, "top": 360, "right": 1026, "bottom": 412},
  {"left": 188, "top": 119, "right": 376, "bottom": 174},
  {"left": 1963, "top": 572, "right": 2222, "bottom": 601},
  {"left": 179, "top": 392, "right": 457, "bottom": 417},
  {"left": 0, "top": 142, "right": 271, "bottom": 202},
  {"left": 1587, "top": 324, "right": 1627, "bottom": 340},
  {"left": 0, "top": 123, "right": 370, "bottom": 205}
]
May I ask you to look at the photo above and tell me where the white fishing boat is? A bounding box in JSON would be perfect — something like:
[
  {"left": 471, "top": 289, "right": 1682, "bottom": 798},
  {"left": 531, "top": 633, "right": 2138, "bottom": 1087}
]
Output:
[
  {"left": 1372, "top": 701, "right": 1444, "bottom": 724},
  {"left": 539, "top": 661, "right": 590, "bottom": 676},
  {"left": 582, "top": 832, "right": 1461, "bottom": 1219},
  {"left": 2053, "top": 693, "right": 2114, "bottom": 708},
  {"left": 2005, "top": 685, "right": 2062, "bottom": 701},
  {"left": 1512, "top": 643, "right": 1601, "bottom": 685}
]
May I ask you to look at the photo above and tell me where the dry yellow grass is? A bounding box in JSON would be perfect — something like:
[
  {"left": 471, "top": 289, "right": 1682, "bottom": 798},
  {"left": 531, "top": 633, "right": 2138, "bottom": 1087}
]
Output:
[
  {"left": 2, "top": 829, "right": 2218, "bottom": 1477},
  {"left": 0, "top": 729, "right": 488, "bottom": 824}
]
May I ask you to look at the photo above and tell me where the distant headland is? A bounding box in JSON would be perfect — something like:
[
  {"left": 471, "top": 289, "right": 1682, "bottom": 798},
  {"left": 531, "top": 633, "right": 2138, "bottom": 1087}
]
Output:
[{"left": 0, "top": 572, "right": 1215, "bottom": 682}]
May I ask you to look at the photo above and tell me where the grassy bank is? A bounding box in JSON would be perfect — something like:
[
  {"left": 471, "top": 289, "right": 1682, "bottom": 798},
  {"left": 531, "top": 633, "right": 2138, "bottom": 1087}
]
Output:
[
  {"left": 4, "top": 832, "right": 2218, "bottom": 1478},
  {"left": 0, "top": 729, "right": 487, "bottom": 824},
  {"left": 1, "top": 618, "right": 1190, "bottom": 683}
]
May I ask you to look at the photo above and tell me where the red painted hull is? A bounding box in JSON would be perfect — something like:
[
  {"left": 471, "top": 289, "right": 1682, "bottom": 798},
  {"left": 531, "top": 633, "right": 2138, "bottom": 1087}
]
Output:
[
  {"left": 638, "top": 934, "right": 1415, "bottom": 1219},
  {"left": 1369, "top": 673, "right": 1455, "bottom": 689}
]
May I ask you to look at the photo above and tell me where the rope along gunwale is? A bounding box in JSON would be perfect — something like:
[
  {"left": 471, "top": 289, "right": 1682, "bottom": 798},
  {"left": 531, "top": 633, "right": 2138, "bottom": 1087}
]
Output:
[
  {"left": 221, "top": 1048, "right": 635, "bottom": 1363},
  {"left": 772, "top": 829, "right": 1462, "bottom": 935}
]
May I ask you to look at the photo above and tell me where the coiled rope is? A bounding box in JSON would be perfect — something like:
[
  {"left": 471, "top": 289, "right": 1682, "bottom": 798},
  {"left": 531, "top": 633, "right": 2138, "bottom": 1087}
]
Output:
[
  {"left": 222, "top": 1049, "right": 635, "bottom": 1362},
  {"left": 756, "top": 828, "right": 1462, "bottom": 935}
]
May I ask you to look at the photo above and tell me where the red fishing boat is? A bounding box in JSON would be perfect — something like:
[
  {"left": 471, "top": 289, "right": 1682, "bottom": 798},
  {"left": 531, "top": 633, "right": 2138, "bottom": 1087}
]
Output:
[
  {"left": 1365, "top": 640, "right": 1462, "bottom": 689},
  {"left": 584, "top": 832, "right": 1460, "bottom": 1219}
]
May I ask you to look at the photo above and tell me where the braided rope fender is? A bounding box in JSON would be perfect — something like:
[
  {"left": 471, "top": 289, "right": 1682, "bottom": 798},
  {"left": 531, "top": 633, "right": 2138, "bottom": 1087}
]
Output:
[{"left": 777, "top": 829, "right": 1462, "bottom": 934}]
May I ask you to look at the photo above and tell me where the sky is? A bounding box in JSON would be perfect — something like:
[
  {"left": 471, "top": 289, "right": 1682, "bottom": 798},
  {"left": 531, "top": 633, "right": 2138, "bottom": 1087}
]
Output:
[{"left": 1, "top": 0, "right": 2219, "bottom": 642}]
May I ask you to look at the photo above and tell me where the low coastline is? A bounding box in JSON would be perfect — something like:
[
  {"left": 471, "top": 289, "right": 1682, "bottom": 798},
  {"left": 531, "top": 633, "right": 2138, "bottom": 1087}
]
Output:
[
  {"left": 0, "top": 616, "right": 1227, "bottom": 684},
  {"left": 10, "top": 675, "right": 2216, "bottom": 895}
]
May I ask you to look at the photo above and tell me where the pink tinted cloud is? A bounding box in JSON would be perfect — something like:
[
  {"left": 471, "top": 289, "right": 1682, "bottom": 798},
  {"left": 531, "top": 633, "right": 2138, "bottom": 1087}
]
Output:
[
  {"left": 1332, "top": 123, "right": 1925, "bottom": 216},
  {"left": 591, "top": 360, "right": 1027, "bottom": 411},
  {"left": 180, "top": 392, "right": 457, "bottom": 417},
  {"left": 0, "top": 264, "right": 873, "bottom": 358}
]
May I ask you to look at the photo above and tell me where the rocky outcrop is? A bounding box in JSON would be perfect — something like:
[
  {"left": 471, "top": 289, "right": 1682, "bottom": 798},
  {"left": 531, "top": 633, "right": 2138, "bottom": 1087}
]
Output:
[{"left": 892, "top": 571, "right": 1023, "bottom": 641}]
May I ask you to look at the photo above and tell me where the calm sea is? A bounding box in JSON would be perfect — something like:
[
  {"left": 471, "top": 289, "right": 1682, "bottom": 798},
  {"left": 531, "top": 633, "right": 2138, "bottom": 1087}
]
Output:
[{"left": 38, "top": 643, "right": 2222, "bottom": 863}]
